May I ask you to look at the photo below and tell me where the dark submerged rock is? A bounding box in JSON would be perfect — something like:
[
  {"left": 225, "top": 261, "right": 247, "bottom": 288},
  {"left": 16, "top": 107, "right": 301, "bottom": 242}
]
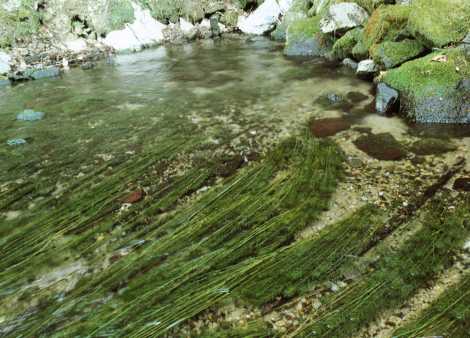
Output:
[
  {"left": 409, "top": 138, "right": 457, "bottom": 156},
  {"left": 354, "top": 133, "right": 407, "bottom": 161}
]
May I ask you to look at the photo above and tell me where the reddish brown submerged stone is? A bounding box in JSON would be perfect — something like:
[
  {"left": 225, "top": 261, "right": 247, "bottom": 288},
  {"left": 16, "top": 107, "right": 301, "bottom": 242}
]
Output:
[
  {"left": 310, "top": 118, "right": 351, "bottom": 138},
  {"left": 354, "top": 133, "right": 407, "bottom": 161}
]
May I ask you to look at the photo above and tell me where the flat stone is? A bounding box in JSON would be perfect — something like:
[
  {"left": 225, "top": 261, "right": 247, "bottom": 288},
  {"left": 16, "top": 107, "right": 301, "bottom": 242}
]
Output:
[
  {"left": 342, "top": 58, "right": 358, "bottom": 71},
  {"left": 27, "top": 66, "right": 60, "bottom": 80},
  {"left": 16, "top": 109, "right": 45, "bottom": 121},
  {"left": 6, "top": 138, "right": 27, "bottom": 146},
  {"left": 320, "top": 3, "right": 369, "bottom": 34},
  {"left": 356, "top": 59, "right": 378, "bottom": 76},
  {"left": 376, "top": 83, "right": 399, "bottom": 115},
  {"left": 238, "top": 0, "right": 288, "bottom": 35}
]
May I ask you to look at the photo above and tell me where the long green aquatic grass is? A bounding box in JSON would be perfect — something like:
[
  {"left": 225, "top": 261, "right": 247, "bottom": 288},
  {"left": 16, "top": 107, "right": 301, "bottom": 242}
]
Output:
[
  {"left": 393, "top": 273, "right": 470, "bottom": 338},
  {"left": 0, "top": 131, "right": 344, "bottom": 337},
  {"left": 292, "top": 195, "right": 470, "bottom": 337}
]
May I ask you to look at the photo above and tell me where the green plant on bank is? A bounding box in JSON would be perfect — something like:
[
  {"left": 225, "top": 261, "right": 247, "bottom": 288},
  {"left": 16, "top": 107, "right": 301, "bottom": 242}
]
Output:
[
  {"left": 393, "top": 273, "right": 470, "bottom": 337},
  {"left": 107, "top": 0, "right": 136, "bottom": 31},
  {"left": 0, "top": 0, "right": 43, "bottom": 48},
  {"left": 292, "top": 195, "right": 470, "bottom": 337}
]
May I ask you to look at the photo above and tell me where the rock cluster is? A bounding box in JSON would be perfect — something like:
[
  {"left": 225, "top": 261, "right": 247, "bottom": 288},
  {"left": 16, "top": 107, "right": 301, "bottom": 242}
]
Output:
[{"left": 274, "top": 0, "right": 470, "bottom": 124}]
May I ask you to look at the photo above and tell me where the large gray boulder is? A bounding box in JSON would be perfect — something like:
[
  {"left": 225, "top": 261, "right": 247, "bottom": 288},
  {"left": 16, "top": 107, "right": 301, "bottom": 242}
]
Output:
[{"left": 320, "top": 3, "right": 369, "bottom": 34}]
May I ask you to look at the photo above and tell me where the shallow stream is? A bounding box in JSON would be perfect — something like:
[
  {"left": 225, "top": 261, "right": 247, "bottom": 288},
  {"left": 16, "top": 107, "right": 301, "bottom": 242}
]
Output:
[{"left": 1, "top": 37, "right": 470, "bottom": 337}]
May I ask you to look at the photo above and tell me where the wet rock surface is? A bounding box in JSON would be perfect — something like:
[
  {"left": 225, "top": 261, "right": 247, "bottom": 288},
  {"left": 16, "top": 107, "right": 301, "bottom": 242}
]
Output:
[
  {"left": 354, "top": 133, "right": 408, "bottom": 161},
  {"left": 376, "top": 83, "right": 399, "bottom": 115},
  {"left": 310, "top": 117, "right": 351, "bottom": 138}
]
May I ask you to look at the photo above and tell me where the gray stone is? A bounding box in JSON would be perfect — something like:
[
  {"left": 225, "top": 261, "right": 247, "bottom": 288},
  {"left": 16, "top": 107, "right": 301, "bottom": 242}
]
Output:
[
  {"left": 356, "top": 59, "right": 378, "bottom": 76},
  {"left": 27, "top": 66, "right": 60, "bottom": 80},
  {"left": 7, "top": 138, "right": 27, "bottom": 146},
  {"left": 17, "top": 109, "right": 45, "bottom": 121},
  {"left": 376, "top": 83, "right": 399, "bottom": 115},
  {"left": 342, "top": 58, "right": 358, "bottom": 70},
  {"left": 320, "top": 3, "right": 369, "bottom": 34},
  {"left": 210, "top": 16, "right": 221, "bottom": 37}
]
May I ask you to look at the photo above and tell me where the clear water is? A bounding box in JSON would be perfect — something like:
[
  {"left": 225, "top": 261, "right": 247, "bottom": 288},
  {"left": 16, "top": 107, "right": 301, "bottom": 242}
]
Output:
[
  {"left": 1, "top": 36, "right": 470, "bottom": 338},
  {"left": 0, "top": 38, "right": 374, "bottom": 187}
]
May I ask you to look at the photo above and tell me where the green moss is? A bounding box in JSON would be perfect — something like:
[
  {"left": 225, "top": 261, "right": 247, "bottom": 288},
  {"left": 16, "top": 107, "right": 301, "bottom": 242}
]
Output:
[
  {"left": 332, "top": 27, "right": 363, "bottom": 60},
  {"left": 108, "top": 0, "right": 135, "bottom": 31},
  {"left": 370, "top": 39, "right": 425, "bottom": 69},
  {"left": 288, "top": 16, "right": 322, "bottom": 39},
  {"left": 408, "top": 0, "right": 470, "bottom": 48},
  {"left": 363, "top": 5, "right": 411, "bottom": 50},
  {"left": 383, "top": 49, "right": 470, "bottom": 100},
  {"left": 285, "top": 16, "right": 334, "bottom": 56},
  {"left": 334, "top": 0, "right": 386, "bottom": 14}
]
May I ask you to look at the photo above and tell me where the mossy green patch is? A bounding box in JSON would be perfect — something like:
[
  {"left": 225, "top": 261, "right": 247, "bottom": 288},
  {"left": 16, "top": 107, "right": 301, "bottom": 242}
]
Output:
[
  {"left": 285, "top": 16, "right": 333, "bottom": 56},
  {"left": 363, "top": 5, "right": 411, "bottom": 50},
  {"left": 107, "top": 0, "right": 135, "bottom": 31},
  {"left": 332, "top": 27, "right": 363, "bottom": 60},
  {"left": 408, "top": 0, "right": 470, "bottom": 48},
  {"left": 370, "top": 39, "right": 425, "bottom": 69},
  {"left": 383, "top": 48, "right": 470, "bottom": 122}
]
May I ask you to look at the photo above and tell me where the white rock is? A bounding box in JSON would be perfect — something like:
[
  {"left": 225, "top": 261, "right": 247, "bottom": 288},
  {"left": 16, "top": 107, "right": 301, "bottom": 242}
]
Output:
[
  {"left": 356, "top": 59, "right": 378, "bottom": 75},
  {"left": 180, "top": 18, "right": 195, "bottom": 34},
  {"left": 101, "top": 3, "right": 165, "bottom": 52},
  {"left": 199, "top": 19, "right": 211, "bottom": 29},
  {"left": 278, "top": 0, "right": 295, "bottom": 14},
  {"left": 464, "top": 240, "right": 470, "bottom": 252},
  {"left": 237, "top": 0, "right": 294, "bottom": 35},
  {"left": 64, "top": 39, "right": 87, "bottom": 53},
  {"left": 320, "top": 2, "right": 369, "bottom": 34},
  {"left": 0, "top": 51, "right": 11, "bottom": 75}
]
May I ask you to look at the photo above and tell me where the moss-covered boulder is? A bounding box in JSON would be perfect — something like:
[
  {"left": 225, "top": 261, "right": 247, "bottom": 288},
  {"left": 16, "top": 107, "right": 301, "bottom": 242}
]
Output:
[
  {"left": 332, "top": 27, "right": 363, "bottom": 59},
  {"left": 363, "top": 4, "right": 411, "bottom": 50},
  {"left": 285, "top": 16, "right": 333, "bottom": 56},
  {"left": 271, "top": 0, "right": 309, "bottom": 41},
  {"left": 370, "top": 39, "right": 425, "bottom": 69},
  {"left": 383, "top": 48, "right": 470, "bottom": 123},
  {"left": 407, "top": 0, "right": 470, "bottom": 48}
]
